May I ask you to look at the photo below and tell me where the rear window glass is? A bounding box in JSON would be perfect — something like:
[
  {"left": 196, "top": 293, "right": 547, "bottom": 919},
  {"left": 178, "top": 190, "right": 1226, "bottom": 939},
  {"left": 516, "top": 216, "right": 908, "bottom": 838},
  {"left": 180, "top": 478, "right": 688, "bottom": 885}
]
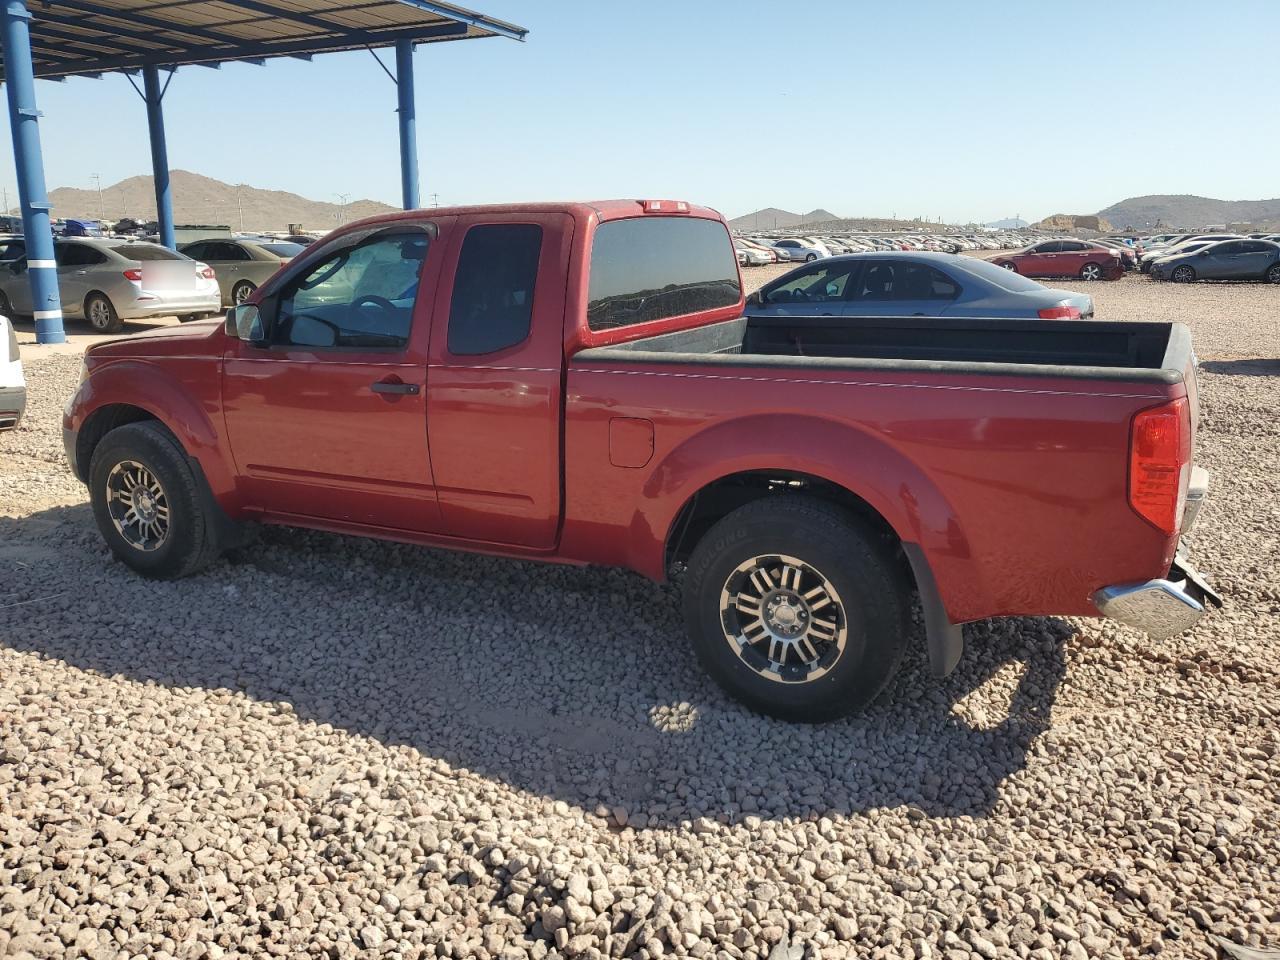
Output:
[
  {"left": 587, "top": 217, "right": 740, "bottom": 331},
  {"left": 261, "top": 242, "right": 305, "bottom": 257},
  {"left": 952, "top": 256, "right": 1046, "bottom": 293},
  {"left": 447, "top": 223, "right": 543, "bottom": 356},
  {"left": 111, "top": 244, "right": 183, "bottom": 261}
]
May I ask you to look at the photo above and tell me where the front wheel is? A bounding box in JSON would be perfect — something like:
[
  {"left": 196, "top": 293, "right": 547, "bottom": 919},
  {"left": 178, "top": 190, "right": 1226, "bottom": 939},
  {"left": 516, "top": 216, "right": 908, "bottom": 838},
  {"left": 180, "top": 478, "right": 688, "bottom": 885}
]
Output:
[
  {"left": 682, "top": 497, "right": 910, "bottom": 722},
  {"left": 1079, "top": 262, "right": 1104, "bottom": 281},
  {"left": 85, "top": 292, "right": 122, "bottom": 333},
  {"left": 1265, "top": 263, "right": 1280, "bottom": 284},
  {"left": 1172, "top": 265, "right": 1196, "bottom": 283},
  {"left": 88, "top": 421, "right": 221, "bottom": 579}
]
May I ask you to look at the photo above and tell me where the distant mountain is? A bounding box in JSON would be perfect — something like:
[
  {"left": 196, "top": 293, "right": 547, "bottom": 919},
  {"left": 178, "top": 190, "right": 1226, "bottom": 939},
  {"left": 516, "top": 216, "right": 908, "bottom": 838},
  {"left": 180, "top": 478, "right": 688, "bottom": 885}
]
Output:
[
  {"left": 1097, "top": 194, "right": 1280, "bottom": 231},
  {"left": 729, "top": 207, "right": 945, "bottom": 232},
  {"left": 985, "top": 218, "right": 1028, "bottom": 229},
  {"left": 1033, "top": 214, "right": 1113, "bottom": 233},
  {"left": 47, "top": 170, "right": 398, "bottom": 232}
]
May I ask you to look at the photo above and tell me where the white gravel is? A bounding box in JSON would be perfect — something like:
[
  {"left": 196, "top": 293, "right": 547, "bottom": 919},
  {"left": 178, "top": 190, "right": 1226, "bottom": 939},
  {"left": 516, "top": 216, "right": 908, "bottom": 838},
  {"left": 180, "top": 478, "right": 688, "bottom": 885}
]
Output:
[{"left": 1, "top": 276, "right": 1278, "bottom": 960}]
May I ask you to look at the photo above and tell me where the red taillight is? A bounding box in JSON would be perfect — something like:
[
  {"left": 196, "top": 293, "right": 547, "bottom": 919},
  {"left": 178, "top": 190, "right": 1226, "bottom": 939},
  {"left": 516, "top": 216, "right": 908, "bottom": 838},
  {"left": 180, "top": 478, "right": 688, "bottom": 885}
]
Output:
[
  {"left": 198, "top": 262, "right": 215, "bottom": 279},
  {"left": 1038, "top": 305, "right": 1082, "bottom": 320},
  {"left": 122, "top": 268, "right": 142, "bottom": 282},
  {"left": 1128, "top": 398, "right": 1190, "bottom": 535}
]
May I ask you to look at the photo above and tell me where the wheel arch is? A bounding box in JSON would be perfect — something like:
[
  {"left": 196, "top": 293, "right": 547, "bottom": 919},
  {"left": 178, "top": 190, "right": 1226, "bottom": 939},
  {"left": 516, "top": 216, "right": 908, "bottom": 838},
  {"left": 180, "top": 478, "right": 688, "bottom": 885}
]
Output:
[
  {"left": 68, "top": 360, "right": 241, "bottom": 510},
  {"left": 639, "top": 414, "right": 973, "bottom": 675}
]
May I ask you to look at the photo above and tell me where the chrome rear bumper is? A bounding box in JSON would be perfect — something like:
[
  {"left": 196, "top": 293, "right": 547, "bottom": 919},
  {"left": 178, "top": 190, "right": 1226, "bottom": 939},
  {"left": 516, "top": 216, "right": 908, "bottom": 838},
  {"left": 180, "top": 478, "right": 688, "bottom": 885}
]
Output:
[{"left": 1092, "top": 556, "right": 1222, "bottom": 640}]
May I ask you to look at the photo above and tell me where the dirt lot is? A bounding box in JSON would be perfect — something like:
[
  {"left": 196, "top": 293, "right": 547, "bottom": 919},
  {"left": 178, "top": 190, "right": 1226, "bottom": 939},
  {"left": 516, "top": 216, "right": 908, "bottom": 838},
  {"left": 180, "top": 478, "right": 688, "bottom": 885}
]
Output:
[{"left": 2, "top": 274, "right": 1278, "bottom": 960}]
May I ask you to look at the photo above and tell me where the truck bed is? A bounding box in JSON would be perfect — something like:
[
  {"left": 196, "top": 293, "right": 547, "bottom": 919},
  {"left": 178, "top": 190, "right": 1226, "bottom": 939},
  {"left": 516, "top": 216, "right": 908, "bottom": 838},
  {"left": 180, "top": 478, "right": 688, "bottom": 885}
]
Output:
[{"left": 575, "top": 315, "right": 1192, "bottom": 382}]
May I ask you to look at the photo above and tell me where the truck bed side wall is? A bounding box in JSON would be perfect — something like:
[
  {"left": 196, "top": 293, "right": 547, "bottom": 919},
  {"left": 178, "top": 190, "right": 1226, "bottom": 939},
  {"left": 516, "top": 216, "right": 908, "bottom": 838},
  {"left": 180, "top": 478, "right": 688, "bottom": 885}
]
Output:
[{"left": 560, "top": 354, "right": 1185, "bottom": 623}]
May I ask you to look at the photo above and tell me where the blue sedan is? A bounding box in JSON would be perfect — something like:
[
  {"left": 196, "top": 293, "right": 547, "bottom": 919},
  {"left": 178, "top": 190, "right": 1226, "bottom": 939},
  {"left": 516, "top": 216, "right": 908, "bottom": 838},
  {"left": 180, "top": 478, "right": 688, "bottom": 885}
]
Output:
[{"left": 745, "top": 252, "right": 1095, "bottom": 320}]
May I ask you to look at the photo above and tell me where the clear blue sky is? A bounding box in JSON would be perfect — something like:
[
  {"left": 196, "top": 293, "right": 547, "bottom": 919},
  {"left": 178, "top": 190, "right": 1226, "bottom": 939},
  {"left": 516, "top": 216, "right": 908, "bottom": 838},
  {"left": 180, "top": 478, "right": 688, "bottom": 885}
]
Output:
[{"left": 2, "top": 0, "right": 1277, "bottom": 224}]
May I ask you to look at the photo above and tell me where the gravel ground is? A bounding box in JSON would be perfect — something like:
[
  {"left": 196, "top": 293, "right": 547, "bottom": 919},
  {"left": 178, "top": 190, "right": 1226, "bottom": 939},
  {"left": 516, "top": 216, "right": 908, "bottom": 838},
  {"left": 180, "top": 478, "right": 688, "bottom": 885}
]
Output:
[{"left": 2, "top": 277, "right": 1278, "bottom": 960}]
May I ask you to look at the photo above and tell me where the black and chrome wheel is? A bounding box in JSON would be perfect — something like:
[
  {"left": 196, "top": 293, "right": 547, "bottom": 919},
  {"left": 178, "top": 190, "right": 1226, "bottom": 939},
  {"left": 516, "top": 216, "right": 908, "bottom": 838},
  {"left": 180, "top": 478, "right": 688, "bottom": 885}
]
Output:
[
  {"left": 683, "top": 496, "right": 910, "bottom": 722},
  {"left": 231, "top": 280, "right": 256, "bottom": 305},
  {"left": 104, "top": 459, "right": 170, "bottom": 552},
  {"left": 1266, "top": 263, "right": 1280, "bottom": 284},
  {"left": 89, "top": 421, "right": 222, "bottom": 579},
  {"left": 85, "top": 292, "right": 122, "bottom": 333},
  {"left": 1172, "top": 265, "right": 1196, "bottom": 283},
  {"left": 1079, "top": 262, "right": 1103, "bottom": 281}
]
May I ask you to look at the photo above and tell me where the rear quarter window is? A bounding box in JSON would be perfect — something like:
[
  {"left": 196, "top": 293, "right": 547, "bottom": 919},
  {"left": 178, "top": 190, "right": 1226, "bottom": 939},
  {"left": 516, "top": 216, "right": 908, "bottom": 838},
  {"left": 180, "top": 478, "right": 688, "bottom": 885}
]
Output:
[{"left": 587, "top": 216, "right": 740, "bottom": 331}]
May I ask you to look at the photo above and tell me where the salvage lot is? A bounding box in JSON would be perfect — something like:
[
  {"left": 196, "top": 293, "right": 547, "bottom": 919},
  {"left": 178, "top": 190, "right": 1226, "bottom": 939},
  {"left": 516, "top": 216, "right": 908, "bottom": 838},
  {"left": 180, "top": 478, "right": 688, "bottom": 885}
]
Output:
[{"left": 1, "top": 278, "right": 1278, "bottom": 959}]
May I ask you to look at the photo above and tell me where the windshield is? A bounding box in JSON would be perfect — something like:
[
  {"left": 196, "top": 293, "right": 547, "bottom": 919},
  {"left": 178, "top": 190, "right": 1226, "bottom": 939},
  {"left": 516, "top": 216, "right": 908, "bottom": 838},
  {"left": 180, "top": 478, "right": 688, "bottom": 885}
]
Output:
[
  {"left": 952, "top": 256, "right": 1047, "bottom": 293},
  {"left": 111, "top": 244, "right": 184, "bottom": 261}
]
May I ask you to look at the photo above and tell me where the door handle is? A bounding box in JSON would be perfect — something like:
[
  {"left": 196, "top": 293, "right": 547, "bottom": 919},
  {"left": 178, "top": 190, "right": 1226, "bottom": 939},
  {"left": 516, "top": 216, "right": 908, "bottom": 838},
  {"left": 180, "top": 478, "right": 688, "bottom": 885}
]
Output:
[{"left": 371, "top": 380, "right": 420, "bottom": 395}]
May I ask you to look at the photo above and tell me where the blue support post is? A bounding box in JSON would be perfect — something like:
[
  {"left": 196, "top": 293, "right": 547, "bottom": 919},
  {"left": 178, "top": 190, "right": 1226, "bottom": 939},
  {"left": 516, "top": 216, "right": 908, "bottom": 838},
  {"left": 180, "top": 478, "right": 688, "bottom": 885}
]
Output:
[
  {"left": 142, "top": 64, "right": 176, "bottom": 249},
  {"left": 1, "top": 0, "right": 64, "bottom": 343},
  {"left": 395, "top": 39, "right": 419, "bottom": 210}
]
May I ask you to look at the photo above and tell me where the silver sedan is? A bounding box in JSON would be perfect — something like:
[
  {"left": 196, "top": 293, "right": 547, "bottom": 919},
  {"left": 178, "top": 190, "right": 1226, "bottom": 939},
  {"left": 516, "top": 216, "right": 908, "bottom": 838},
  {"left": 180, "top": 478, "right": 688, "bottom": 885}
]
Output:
[
  {"left": 179, "top": 237, "right": 304, "bottom": 306},
  {"left": 0, "top": 238, "right": 221, "bottom": 333}
]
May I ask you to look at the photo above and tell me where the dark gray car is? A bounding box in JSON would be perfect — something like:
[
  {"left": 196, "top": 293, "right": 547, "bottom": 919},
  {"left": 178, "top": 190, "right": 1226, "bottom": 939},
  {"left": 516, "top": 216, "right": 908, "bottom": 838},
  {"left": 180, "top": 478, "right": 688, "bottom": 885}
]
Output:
[
  {"left": 745, "top": 252, "right": 1095, "bottom": 320},
  {"left": 1150, "top": 239, "right": 1280, "bottom": 283}
]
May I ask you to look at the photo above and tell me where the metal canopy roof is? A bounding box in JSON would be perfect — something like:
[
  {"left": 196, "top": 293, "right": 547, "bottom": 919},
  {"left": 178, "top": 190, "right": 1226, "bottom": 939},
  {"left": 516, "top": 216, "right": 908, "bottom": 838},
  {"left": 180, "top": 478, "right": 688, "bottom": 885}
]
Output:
[{"left": 1, "top": 0, "right": 527, "bottom": 81}]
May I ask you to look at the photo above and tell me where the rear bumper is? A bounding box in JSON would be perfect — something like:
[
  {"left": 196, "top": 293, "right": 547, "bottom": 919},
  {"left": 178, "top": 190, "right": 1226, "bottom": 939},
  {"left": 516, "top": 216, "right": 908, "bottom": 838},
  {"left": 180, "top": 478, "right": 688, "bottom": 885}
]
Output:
[
  {"left": 1092, "top": 466, "right": 1220, "bottom": 638},
  {"left": 118, "top": 292, "right": 221, "bottom": 320},
  {"left": 0, "top": 383, "right": 25, "bottom": 430}
]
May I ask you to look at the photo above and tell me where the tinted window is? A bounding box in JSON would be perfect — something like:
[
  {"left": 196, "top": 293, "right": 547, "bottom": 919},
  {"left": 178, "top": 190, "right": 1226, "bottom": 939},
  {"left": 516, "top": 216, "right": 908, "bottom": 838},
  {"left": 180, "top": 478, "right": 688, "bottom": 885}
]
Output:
[
  {"left": 1059, "top": 241, "right": 1086, "bottom": 252},
  {"left": 764, "top": 262, "right": 859, "bottom": 303},
  {"left": 447, "top": 223, "right": 542, "bottom": 356},
  {"left": 0, "top": 240, "right": 24, "bottom": 261},
  {"left": 214, "top": 242, "right": 251, "bottom": 261},
  {"left": 1210, "top": 242, "right": 1239, "bottom": 255},
  {"left": 181, "top": 242, "right": 210, "bottom": 260},
  {"left": 111, "top": 244, "right": 182, "bottom": 261},
  {"left": 56, "top": 244, "right": 107, "bottom": 267},
  {"left": 276, "top": 231, "right": 428, "bottom": 349},
  {"left": 587, "top": 217, "right": 740, "bottom": 331},
  {"left": 854, "top": 262, "right": 897, "bottom": 301},
  {"left": 1238, "top": 241, "right": 1271, "bottom": 253},
  {"left": 1032, "top": 242, "right": 1059, "bottom": 254}
]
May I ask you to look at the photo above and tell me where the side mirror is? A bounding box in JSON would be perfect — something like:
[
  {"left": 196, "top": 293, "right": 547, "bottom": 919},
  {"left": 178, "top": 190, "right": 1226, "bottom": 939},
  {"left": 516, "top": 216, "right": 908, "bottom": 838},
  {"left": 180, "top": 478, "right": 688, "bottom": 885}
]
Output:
[
  {"left": 226, "top": 304, "right": 266, "bottom": 344},
  {"left": 746, "top": 290, "right": 763, "bottom": 307}
]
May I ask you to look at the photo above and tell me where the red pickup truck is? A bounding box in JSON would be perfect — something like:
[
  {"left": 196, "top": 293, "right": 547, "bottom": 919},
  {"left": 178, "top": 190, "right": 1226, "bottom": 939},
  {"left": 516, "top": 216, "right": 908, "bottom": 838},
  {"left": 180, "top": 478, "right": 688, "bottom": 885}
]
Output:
[{"left": 63, "top": 200, "right": 1219, "bottom": 721}]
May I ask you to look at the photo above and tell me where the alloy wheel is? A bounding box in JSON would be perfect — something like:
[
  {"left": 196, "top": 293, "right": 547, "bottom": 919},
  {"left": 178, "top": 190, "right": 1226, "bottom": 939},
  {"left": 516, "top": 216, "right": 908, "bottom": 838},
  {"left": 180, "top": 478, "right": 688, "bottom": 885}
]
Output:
[
  {"left": 1267, "top": 264, "right": 1280, "bottom": 284},
  {"left": 88, "top": 298, "right": 112, "bottom": 330},
  {"left": 105, "top": 459, "right": 170, "bottom": 552},
  {"left": 719, "top": 554, "right": 847, "bottom": 684},
  {"left": 1081, "top": 264, "right": 1102, "bottom": 281},
  {"left": 1173, "top": 266, "right": 1194, "bottom": 283}
]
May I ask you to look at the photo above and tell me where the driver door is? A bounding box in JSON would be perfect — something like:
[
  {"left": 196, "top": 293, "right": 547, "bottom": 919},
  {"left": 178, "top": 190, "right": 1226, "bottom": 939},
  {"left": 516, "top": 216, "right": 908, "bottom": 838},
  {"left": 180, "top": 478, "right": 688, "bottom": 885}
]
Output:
[{"left": 221, "top": 220, "right": 449, "bottom": 532}]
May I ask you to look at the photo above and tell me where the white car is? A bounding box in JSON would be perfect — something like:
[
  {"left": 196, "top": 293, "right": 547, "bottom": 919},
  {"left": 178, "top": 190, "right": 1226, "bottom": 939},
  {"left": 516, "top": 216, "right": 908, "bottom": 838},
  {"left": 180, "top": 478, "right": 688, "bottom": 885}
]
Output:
[{"left": 1, "top": 312, "right": 25, "bottom": 430}]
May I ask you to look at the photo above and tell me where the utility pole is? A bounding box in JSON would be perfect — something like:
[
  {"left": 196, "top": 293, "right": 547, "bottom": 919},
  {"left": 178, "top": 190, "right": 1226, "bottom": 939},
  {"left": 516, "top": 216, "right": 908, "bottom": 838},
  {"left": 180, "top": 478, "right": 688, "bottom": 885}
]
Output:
[
  {"left": 90, "top": 173, "right": 104, "bottom": 220},
  {"left": 336, "top": 192, "right": 350, "bottom": 225},
  {"left": 236, "top": 186, "right": 245, "bottom": 232},
  {"left": 429, "top": 192, "right": 439, "bottom": 208}
]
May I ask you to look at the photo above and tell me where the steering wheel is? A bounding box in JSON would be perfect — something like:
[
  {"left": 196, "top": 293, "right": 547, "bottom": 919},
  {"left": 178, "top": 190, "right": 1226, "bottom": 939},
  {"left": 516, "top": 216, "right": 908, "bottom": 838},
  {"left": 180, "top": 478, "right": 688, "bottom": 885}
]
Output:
[{"left": 353, "top": 294, "right": 397, "bottom": 312}]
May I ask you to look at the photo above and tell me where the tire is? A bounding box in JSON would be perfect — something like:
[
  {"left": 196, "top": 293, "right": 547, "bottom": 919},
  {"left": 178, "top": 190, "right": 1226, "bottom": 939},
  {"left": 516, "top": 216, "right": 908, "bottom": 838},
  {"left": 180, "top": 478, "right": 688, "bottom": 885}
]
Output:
[
  {"left": 88, "top": 421, "right": 222, "bottom": 579},
  {"left": 682, "top": 496, "right": 910, "bottom": 722},
  {"left": 1079, "top": 262, "right": 1104, "bottom": 281},
  {"left": 1266, "top": 263, "right": 1280, "bottom": 284},
  {"left": 804, "top": 253, "right": 817, "bottom": 263},
  {"left": 1172, "top": 265, "right": 1196, "bottom": 283},
  {"left": 231, "top": 280, "right": 256, "bottom": 305},
  {"left": 85, "top": 292, "right": 122, "bottom": 333},
  {"left": 177, "top": 314, "right": 197, "bottom": 323},
  {"left": 999, "top": 261, "right": 1017, "bottom": 273}
]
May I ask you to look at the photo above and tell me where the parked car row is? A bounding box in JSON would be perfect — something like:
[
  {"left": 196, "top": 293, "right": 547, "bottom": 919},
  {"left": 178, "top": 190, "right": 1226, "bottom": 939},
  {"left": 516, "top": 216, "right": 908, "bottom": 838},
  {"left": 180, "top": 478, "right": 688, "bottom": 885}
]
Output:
[
  {"left": 1148, "top": 238, "right": 1280, "bottom": 284},
  {"left": 0, "top": 234, "right": 303, "bottom": 332},
  {"left": 737, "top": 231, "right": 1040, "bottom": 265}
]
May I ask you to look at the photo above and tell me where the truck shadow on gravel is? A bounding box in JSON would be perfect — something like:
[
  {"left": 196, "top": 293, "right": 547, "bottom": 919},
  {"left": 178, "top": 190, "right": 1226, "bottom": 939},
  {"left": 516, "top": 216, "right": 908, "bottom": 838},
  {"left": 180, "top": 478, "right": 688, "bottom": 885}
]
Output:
[
  {"left": 1198, "top": 358, "right": 1280, "bottom": 377},
  {"left": 3, "top": 504, "right": 1069, "bottom": 823}
]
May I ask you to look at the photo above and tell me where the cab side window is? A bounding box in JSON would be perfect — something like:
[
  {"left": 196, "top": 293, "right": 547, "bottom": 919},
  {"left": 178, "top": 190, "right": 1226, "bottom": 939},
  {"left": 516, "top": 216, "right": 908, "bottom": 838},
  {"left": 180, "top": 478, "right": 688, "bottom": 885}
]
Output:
[
  {"left": 447, "top": 224, "right": 543, "bottom": 356},
  {"left": 274, "top": 232, "right": 428, "bottom": 349}
]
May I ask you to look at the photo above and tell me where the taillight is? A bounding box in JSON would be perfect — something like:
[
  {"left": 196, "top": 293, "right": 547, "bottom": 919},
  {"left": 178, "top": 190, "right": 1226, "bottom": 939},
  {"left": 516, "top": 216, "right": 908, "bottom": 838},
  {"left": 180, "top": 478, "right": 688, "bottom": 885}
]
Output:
[
  {"left": 122, "top": 268, "right": 142, "bottom": 282},
  {"left": 1128, "top": 398, "right": 1190, "bottom": 535},
  {"left": 197, "top": 262, "right": 215, "bottom": 279},
  {"left": 1037, "top": 305, "right": 1082, "bottom": 320}
]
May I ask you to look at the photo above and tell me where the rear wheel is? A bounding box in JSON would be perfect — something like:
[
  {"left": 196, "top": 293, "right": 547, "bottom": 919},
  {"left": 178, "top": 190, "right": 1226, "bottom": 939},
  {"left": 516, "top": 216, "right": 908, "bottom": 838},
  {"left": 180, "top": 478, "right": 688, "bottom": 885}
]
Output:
[
  {"left": 1172, "top": 265, "right": 1196, "bottom": 283},
  {"left": 88, "top": 421, "right": 221, "bottom": 579},
  {"left": 84, "top": 292, "right": 122, "bottom": 333},
  {"left": 231, "top": 280, "right": 256, "bottom": 305},
  {"left": 804, "top": 253, "right": 817, "bottom": 263},
  {"left": 999, "top": 261, "right": 1018, "bottom": 273},
  {"left": 682, "top": 496, "right": 910, "bottom": 722},
  {"left": 1266, "top": 263, "right": 1280, "bottom": 284},
  {"left": 1079, "top": 262, "right": 1104, "bottom": 281}
]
